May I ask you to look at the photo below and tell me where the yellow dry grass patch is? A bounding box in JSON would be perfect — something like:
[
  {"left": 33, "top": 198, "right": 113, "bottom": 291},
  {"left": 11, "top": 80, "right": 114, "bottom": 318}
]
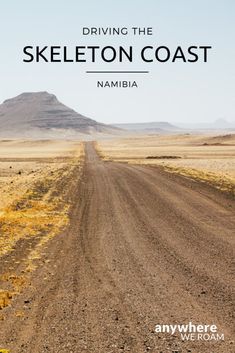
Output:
[
  {"left": 164, "top": 165, "right": 235, "bottom": 195},
  {"left": 0, "top": 192, "right": 68, "bottom": 257},
  {"left": 0, "top": 290, "right": 13, "bottom": 310},
  {"left": 0, "top": 141, "right": 84, "bottom": 314},
  {"left": 0, "top": 174, "right": 70, "bottom": 311},
  {"left": 0, "top": 141, "right": 83, "bottom": 258},
  {"left": 0, "top": 273, "right": 27, "bottom": 290},
  {"left": 0, "top": 274, "right": 28, "bottom": 309}
]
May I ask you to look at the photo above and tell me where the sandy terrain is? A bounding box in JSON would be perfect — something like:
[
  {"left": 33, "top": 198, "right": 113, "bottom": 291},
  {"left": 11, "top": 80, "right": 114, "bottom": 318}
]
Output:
[
  {"left": 0, "top": 140, "right": 83, "bottom": 318},
  {"left": 0, "top": 142, "right": 234, "bottom": 353},
  {"left": 97, "top": 134, "right": 235, "bottom": 194},
  {"left": 0, "top": 139, "right": 82, "bottom": 208}
]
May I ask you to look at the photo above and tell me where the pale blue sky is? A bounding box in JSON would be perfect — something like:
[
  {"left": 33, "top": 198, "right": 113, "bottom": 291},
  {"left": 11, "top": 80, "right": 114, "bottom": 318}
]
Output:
[{"left": 0, "top": 0, "right": 234, "bottom": 124}]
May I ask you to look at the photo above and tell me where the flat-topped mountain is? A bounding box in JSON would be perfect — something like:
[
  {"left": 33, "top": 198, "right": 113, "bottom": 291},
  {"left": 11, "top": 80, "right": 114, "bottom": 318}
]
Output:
[
  {"left": 0, "top": 92, "right": 119, "bottom": 138},
  {"left": 113, "top": 121, "right": 181, "bottom": 133}
]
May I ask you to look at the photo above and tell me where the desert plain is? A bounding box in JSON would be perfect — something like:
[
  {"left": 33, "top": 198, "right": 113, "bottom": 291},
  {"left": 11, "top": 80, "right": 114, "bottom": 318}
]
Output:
[
  {"left": 98, "top": 133, "right": 235, "bottom": 195},
  {"left": 0, "top": 133, "right": 234, "bottom": 353}
]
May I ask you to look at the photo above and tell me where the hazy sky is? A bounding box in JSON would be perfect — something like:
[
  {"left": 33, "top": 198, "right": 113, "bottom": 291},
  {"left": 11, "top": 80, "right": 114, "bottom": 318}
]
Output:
[{"left": 0, "top": 0, "right": 234, "bottom": 124}]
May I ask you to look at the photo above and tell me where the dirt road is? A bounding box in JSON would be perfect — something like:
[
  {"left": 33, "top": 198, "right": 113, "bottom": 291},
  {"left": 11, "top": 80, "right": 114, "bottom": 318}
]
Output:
[{"left": 1, "top": 142, "right": 234, "bottom": 353}]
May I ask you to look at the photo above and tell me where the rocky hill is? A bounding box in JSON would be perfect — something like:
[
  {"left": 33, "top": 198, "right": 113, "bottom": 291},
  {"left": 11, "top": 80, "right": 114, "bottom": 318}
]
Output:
[{"left": 0, "top": 92, "right": 119, "bottom": 138}]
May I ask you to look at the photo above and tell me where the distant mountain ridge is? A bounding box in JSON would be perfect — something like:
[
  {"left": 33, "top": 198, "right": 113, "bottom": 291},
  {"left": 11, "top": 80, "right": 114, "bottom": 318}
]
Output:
[
  {"left": 0, "top": 92, "right": 119, "bottom": 138},
  {"left": 115, "top": 120, "right": 235, "bottom": 133},
  {"left": 113, "top": 121, "right": 180, "bottom": 132},
  {"left": 177, "top": 119, "right": 235, "bottom": 130}
]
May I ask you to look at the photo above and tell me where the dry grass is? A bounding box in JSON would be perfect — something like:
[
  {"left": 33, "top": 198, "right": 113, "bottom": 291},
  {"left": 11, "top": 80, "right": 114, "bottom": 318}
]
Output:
[
  {"left": 0, "top": 290, "right": 13, "bottom": 310},
  {"left": 97, "top": 134, "right": 235, "bottom": 195},
  {"left": 0, "top": 139, "right": 84, "bottom": 312},
  {"left": 0, "top": 274, "right": 27, "bottom": 310}
]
